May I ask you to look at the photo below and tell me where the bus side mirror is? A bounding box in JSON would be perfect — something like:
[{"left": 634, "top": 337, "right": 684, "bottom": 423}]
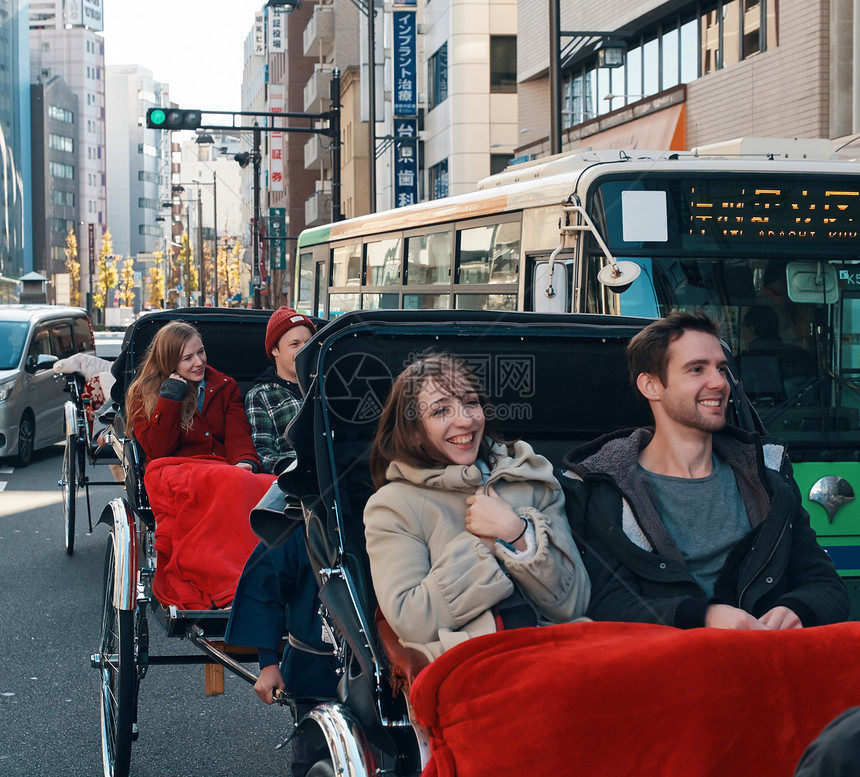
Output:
[{"left": 533, "top": 262, "right": 568, "bottom": 313}]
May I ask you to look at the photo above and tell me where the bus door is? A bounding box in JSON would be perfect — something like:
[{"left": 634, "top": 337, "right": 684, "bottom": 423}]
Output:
[{"left": 314, "top": 259, "right": 327, "bottom": 319}]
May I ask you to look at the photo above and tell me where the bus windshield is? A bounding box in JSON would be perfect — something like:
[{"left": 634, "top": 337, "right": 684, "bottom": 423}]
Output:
[{"left": 585, "top": 171, "right": 860, "bottom": 452}]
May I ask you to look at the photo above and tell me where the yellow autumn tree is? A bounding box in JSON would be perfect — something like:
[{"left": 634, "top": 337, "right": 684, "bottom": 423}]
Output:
[
  {"left": 224, "top": 239, "right": 243, "bottom": 306},
  {"left": 93, "top": 228, "right": 119, "bottom": 314},
  {"left": 149, "top": 250, "right": 165, "bottom": 308},
  {"left": 118, "top": 255, "right": 136, "bottom": 306},
  {"left": 179, "top": 233, "right": 198, "bottom": 299},
  {"left": 64, "top": 227, "right": 81, "bottom": 307}
]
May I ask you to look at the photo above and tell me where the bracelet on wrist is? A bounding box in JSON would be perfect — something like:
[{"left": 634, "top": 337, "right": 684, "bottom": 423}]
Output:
[{"left": 495, "top": 516, "right": 529, "bottom": 552}]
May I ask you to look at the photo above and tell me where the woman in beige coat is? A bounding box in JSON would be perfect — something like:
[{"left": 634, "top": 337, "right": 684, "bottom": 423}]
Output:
[{"left": 364, "top": 353, "right": 590, "bottom": 662}]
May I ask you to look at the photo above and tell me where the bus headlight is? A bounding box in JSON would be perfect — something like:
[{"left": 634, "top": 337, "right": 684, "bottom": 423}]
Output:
[{"left": 0, "top": 379, "right": 15, "bottom": 403}]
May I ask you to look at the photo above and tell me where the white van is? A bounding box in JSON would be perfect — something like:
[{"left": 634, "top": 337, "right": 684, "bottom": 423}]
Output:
[{"left": 0, "top": 305, "right": 95, "bottom": 466}]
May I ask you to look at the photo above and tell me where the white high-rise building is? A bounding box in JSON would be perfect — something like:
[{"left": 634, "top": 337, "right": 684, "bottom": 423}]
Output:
[
  {"left": 105, "top": 64, "right": 170, "bottom": 261},
  {"left": 30, "top": 3, "right": 106, "bottom": 306}
]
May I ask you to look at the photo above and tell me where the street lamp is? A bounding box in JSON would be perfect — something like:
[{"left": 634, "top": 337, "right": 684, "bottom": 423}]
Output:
[{"left": 548, "top": 3, "right": 634, "bottom": 155}]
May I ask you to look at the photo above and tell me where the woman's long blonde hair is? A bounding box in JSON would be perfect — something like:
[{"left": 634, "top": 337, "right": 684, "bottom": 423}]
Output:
[{"left": 125, "top": 321, "right": 203, "bottom": 435}]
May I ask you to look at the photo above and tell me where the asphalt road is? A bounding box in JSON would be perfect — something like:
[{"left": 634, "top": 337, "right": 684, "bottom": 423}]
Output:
[{"left": 0, "top": 446, "right": 293, "bottom": 777}]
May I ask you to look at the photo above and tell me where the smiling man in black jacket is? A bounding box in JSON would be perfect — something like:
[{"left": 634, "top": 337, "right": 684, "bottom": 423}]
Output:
[{"left": 562, "top": 310, "right": 848, "bottom": 630}]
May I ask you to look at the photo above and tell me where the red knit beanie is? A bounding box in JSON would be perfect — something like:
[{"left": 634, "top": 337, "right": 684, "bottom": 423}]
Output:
[{"left": 265, "top": 307, "right": 316, "bottom": 360}]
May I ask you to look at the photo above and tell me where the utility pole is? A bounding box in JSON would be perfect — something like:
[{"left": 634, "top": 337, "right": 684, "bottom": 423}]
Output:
[
  {"left": 212, "top": 171, "right": 218, "bottom": 307},
  {"left": 331, "top": 69, "right": 342, "bottom": 222},
  {"left": 367, "top": 0, "right": 377, "bottom": 213},
  {"left": 197, "top": 192, "right": 205, "bottom": 305},
  {"left": 252, "top": 125, "right": 262, "bottom": 309}
]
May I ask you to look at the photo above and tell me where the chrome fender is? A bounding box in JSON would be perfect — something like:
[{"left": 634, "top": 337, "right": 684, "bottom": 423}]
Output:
[
  {"left": 304, "top": 702, "right": 378, "bottom": 777},
  {"left": 99, "top": 498, "right": 137, "bottom": 611},
  {"left": 63, "top": 399, "right": 78, "bottom": 438}
]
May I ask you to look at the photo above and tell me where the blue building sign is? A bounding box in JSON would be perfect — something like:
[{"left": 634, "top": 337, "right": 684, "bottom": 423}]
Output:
[
  {"left": 394, "top": 118, "right": 418, "bottom": 207},
  {"left": 393, "top": 11, "right": 417, "bottom": 116}
]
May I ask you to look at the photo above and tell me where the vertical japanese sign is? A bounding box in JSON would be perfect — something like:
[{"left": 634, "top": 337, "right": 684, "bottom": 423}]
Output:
[
  {"left": 393, "top": 11, "right": 417, "bottom": 117},
  {"left": 268, "top": 84, "right": 285, "bottom": 193},
  {"left": 254, "top": 12, "right": 266, "bottom": 56},
  {"left": 88, "top": 224, "right": 95, "bottom": 276},
  {"left": 268, "top": 7, "right": 285, "bottom": 53},
  {"left": 268, "top": 208, "right": 287, "bottom": 271},
  {"left": 393, "top": 119, "right": 418, "bottom": 207}
]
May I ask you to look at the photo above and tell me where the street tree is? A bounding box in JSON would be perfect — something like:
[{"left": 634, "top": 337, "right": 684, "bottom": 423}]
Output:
[
  {"left": 64, "top": 227, "right": 81, "bottom": 307},
  {"left": 93, "top": 228, "right": 118, "bottom": 316},
  {"left": 149, "top": 250, "right": 165, "bottom": 308},
  {"left": 224, "top": 239, "right": 244, "bottom": 306},
  {"left": 179, "top": 233, "right": 198, "bottom": 300},
  {"left": 119, "top": 255, "right": 136, "bottom": 306}
]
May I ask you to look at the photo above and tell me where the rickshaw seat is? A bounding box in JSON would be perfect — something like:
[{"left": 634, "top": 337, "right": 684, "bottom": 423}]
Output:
[{"left": 375, "top": 607, "right": 430, "bottom": 693}]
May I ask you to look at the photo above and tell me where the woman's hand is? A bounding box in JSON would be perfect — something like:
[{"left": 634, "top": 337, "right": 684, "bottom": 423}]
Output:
[
  {"left": 465, "top": 485, "right": 527, "bottom": 551},
  {"left": 235, "top": 461, "right": 253, "bottom": 471},
  {"left": 168, "top": 372, "right": 187, "bottom": 383}
]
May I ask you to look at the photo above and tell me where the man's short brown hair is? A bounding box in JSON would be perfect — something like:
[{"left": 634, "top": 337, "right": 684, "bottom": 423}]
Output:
[{"left": 626, "top": 310, "right": 721, "bottom": 393}]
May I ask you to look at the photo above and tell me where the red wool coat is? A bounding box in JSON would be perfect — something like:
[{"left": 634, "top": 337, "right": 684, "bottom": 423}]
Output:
[{"left": 133, "top": 365, "right": 259, "bottom": 466}]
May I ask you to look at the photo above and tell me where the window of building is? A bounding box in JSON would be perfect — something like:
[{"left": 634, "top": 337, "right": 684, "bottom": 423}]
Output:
[
  {"left": 48, "top": 105, "right": 74, "bottom": 123},
  {"left": 49, "top": 162, "right": 74, "bottom": 179},
  {"left": 428, "top": 43, "right": 448, "bottom": 110},
  {"left": 139, "top": 225, "right": 162, "bottom": 236},
  {"left": 138, "top": 197, "right": 159, "bottom": 210},
  {"left": 51, "top": 218, "right": 75, "bottom": 234},
  {"left": 429, "top": 158, "right": 449, "bottom": 200},
  {"left": 138, "top": 170, "right": 160, "bottom": 184},
  {"left": 561, "top": 0, "right": 778, "bottom": 128},
  {"left": 51, "top": 190, "right": 75, "bottom": 207},
  {"left": 490, "top": 36, "right": 517, "bottom": 93},
  {"left": 49, "top": 133, "right": 74, "bottom": 153}
]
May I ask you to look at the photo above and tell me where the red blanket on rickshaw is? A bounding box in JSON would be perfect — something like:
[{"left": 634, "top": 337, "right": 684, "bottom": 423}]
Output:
[
  {"left": 144, "top": 457, "right": 276, "bottom": 609},
  {"left": 410, "top": 620, "right": 860, "bottom": 777}
]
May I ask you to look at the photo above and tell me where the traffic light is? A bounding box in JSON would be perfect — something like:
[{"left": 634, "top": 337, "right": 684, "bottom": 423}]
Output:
[{"left": 146, "top": 108, "right": 202, "bottom": 130}]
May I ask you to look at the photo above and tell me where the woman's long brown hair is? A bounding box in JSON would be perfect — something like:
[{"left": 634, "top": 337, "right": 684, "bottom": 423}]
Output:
[
  {"left": 125, "top": 321, "right": 203, "bottom": 436},
  {"left": 368, "top": 352, "right": 507, "bottom": 490}
]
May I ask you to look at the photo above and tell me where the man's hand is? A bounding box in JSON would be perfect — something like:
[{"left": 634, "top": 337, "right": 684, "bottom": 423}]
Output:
[
  {"left": 254, "top": 664, "right": 285, "bottom": 705},
  {"left": 705, "top": 604, "right": 768, "bottom": 630},
  {"left": 759, "top": 605, "right": 802, "bottom": 630}
]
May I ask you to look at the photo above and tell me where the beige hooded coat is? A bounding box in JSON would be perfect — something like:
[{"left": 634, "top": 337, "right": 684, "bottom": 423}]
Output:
[{"left": 364, "top": 439, "right": 590, "bottom": 661}]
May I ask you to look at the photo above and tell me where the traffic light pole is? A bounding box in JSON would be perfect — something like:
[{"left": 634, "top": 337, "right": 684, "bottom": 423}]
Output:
[
  {"left": 252, "top": 125, "right": 262, "bottom": 310},
  {"left": 147, "top": 72, "right": 342, "bottom": 309}
]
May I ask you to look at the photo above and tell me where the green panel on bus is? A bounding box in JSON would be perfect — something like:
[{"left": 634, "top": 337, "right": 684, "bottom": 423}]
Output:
[
  {"left": 297, "top": 225, "right": 332, "bottom": 249},
  {"left": 794, "top": 460, "right": 860, "bottom": 579}
]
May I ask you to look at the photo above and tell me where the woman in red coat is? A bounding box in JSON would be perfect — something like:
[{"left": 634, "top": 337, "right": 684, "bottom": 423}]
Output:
[{"left": 125, "top": 321, "right": 275, "bottom": 609}]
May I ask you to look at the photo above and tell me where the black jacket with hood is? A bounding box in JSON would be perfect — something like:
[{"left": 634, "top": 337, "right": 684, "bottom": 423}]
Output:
[{"left": 561, "top": 425, "right": 848, "bottom": 629}]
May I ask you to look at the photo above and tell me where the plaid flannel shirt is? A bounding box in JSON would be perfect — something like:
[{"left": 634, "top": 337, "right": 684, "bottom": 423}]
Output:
[{"left": 244, "top": 370, "right": 303, "bottom": 475}]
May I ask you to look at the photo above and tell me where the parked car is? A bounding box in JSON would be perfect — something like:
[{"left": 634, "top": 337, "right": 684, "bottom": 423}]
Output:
[{"left": 0, "top": 305, "right": 95, "bottom": 466}]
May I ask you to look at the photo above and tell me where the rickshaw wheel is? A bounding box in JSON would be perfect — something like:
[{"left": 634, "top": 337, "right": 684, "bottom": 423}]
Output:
[
  {"left": 61, "top": 434, "right": 77, "bottom": 555},
  {"left": 99, "top": 535, "right": 136, "bottom": 777}
]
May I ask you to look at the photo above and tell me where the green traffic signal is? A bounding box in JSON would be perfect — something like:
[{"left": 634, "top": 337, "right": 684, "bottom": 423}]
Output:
[
  {"left": 147, "top": 108, "right": 167, "bottom": 127},
  {"left": 146, "top": 107, "right": 202, "bottom": 130}
]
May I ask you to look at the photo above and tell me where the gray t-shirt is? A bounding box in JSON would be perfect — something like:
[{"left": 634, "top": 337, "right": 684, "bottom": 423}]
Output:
[{"left": 640, "top": 455, "right": 750, "bottom": 597}]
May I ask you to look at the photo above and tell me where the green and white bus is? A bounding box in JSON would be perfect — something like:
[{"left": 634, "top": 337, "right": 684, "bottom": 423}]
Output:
[{"left": 295, "top": 137, "right": 860, "bottom": 607}]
